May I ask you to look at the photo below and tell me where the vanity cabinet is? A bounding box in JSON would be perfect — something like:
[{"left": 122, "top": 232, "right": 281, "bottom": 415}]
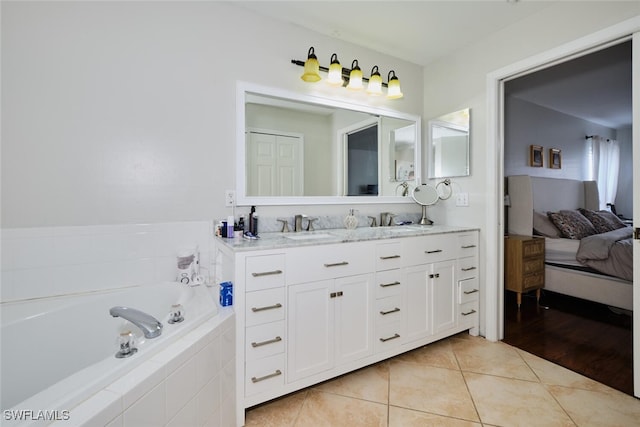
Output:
[{"left": 216, "top": 228, "right": 479, "bottom": 427}]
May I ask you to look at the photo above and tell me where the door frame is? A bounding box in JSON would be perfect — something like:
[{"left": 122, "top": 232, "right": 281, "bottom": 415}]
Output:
[{"left": 485, "top": 16, "right": 640, "bottom": 397}]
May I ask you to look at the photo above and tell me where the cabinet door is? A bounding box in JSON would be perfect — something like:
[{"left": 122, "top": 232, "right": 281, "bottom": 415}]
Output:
[
  {"left": 403, "top": 265, "right": 431, "bottom": 342},
  {"left": 432, "top": 260, "right": 457, "bottom": 334},
  {"left": 335, "top": 274, "right": 374, "bottom": 365},
  {"left": 287, "top": 280, "right": 334, "bottom": 382}
]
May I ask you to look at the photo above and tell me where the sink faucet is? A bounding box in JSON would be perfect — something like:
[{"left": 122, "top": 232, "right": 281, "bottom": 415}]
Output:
[
  {"left": 294, "top": 214, "right": 307, "bottom": 232},
  {"left": 110, "top": 306, "right": 163, "bottom": 339},
  {"left": 380, "top": 212, "right": 396, "bottom": 227}
]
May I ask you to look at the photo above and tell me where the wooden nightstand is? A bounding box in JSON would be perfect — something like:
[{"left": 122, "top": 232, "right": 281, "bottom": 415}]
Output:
[{"left": 504, "top": 235, "right": 545, "bottom": 308}]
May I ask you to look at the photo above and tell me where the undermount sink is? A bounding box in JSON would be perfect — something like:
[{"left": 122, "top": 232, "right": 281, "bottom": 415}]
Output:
[
  {"left": 284, "top": 233, "right": 333, "bottom": 240},
  {"left": 385, "top": 227, "right": 416, "bottom": 233}
]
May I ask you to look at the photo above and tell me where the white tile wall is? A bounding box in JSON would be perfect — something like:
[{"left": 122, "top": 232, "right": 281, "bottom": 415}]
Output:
[
  {"left": 51, "top": 311, "right": 235, "bottom": 427},
  {"left": 1, "top": 221, "right": 214, "bottom": 302}
]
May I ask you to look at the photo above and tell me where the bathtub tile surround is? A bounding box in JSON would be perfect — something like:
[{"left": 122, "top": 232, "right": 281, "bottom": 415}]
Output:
[
  {"left": 49, "top": 310, "right": 235, "bottom": 427},
  {"left": 1, "top": 221, "right": 213, "bottom": 302}
]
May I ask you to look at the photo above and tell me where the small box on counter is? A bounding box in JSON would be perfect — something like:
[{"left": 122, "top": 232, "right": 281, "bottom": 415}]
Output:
[{"left": 219, "top": 281, "right": 233, "bottom": 307}]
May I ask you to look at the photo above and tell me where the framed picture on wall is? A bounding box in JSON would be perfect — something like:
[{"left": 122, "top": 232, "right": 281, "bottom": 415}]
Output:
[
  {"left": 530, "top": 145, "right": 543, "bottom": 167},
  {"left": 550, "top": 148, "right": 562, "bottom": 169}
]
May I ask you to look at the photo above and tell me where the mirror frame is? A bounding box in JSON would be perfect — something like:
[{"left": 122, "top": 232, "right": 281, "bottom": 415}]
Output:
[
  {"left": 427, "top": 108, "right": 470, "bottom": 179},
  {"left": 236, "top": 82, "right": 422, "bottom": 206}
]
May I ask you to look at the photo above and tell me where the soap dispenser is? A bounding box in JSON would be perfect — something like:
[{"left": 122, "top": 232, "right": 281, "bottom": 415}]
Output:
[{"left": 344, "top": 209, "right": 358, "bottom": 230}]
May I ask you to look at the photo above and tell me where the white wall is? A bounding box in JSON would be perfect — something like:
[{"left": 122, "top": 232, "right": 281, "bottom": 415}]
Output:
[
  {"left": 1, "top": 1, "right": 424, "bottom": 229},
  {"left": 504, "top": 96, "right": 616, "bottom": 180}
]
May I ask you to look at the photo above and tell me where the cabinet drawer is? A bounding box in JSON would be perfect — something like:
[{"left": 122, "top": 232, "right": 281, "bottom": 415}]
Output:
[
  {"left": 375, "top": 270, "right": 403, "bottom": 298},
  {"left": 245, "top": 353, "right": 284, "bottom": 397},
  {"left": 523, "top": 258, "right": 544, "bottom": 275},
  {"left": 246, "top": 321, "right": 285, "bottom": 361},
  {"left": 286, "top": 242, "right": 374, "bottom": 284},
  {"left": 457, "top": 233, "right": 479, "bottom": 258},
  {"left": 376, "top": 295, "right": 403, "bottom": 325},
  {"left": 523, "top": 239, "right": 544, "bottom": 258},
  {"left": 458, "top": 256, "right": 478, "bottom": 280},
  {"left": 375, "top": 321, "right": 403, "bottom": 352},
  {"left": 522, "top": 272, "right": 545, "bottom": 290},
  {"left": 459, "top": 301, "right": 479, "bottom": 323},
  {"left": 376, "top": 241, "right": 403, "bottom": 271},
  {"left": 459, "top": 277, "right": 480, "bottom": 304},
  {"left": 246, "top": 254, "right": 286, "bottom": 291},
  {"left": 246, "top": 287, "right": 285, "bottom": 327},
  {"left": 403, "top": 235, "right": 455, "bottom": 266}
]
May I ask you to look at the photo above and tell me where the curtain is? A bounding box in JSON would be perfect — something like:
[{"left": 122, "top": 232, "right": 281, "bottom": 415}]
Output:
[{"left": 588, "top": 135, "right": 620, "bottom": 210}]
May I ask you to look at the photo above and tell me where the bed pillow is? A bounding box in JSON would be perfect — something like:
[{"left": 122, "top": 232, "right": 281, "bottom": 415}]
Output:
[
  {"left": 578, "top": 208, "right": 627, "bottom": 233},
  {"left": 533, "top": 210, "right": 561, "bottom": 238},
  {"left": 546, "top": 210, "right": 596, "bottom": 240}
]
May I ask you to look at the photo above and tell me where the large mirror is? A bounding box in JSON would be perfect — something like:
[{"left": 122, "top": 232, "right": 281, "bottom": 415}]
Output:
[
  {"left": 237, "top": 83, "right": 421, "bottom": 206},
  {"left": 428, "top": 108, "right": 470, "bottom": 178}
]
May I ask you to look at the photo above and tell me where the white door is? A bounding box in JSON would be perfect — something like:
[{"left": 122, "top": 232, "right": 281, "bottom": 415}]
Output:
[
  {"left": 403, "top": 264, "right": 431, "bottom": 342},
  {"left": 335, "top": 274, "right": 374, "bottom": 365},
  {"left": 287, "top": 280, "right": 334, "bottom": 382},
  {"left": 246, "top": 131, "right": 303, "bottom": 197},
  {"left": 432, "top": 260, "right": 457, "bottom": 334},
  {"left": 632, "top": 31, "right": 639, "bottom": 398}
]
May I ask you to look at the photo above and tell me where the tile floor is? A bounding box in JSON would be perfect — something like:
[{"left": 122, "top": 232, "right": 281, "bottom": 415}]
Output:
[{"left": 245, "top": 333, "right": 640, "bottom": 427}]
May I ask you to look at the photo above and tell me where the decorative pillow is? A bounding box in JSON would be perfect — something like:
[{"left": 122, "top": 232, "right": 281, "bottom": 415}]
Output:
[
  {"left": 547, "top": 210, "right": 596, "bottom": 240},
  {"left": 578, "top": 208, "right": 627, "bottom": 233},
  {"left": 533, "top": 210, "right": 561, "bottom": 238}
]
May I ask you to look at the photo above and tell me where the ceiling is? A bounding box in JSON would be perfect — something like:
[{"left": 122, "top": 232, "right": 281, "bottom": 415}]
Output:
[{"left": 238, "top": 1, "right": 632, "bottom": 129}]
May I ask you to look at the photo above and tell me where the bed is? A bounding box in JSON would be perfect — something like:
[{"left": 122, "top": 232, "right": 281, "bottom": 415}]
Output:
[{"left": 506, "top": 175, "right": 633, "bottom": 311}]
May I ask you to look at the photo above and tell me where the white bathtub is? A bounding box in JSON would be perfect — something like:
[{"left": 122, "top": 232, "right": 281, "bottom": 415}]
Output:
[{"left": 1, "top": 283, "right": 231, "bottom": 426}]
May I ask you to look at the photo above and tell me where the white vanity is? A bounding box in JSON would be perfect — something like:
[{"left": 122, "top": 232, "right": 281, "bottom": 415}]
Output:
[{"left": 216, "top": 225, "right": 479, "bottom": 426}]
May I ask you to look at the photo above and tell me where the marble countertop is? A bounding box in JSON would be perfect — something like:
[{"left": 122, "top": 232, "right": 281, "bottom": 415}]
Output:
[{"left": 216, "top": 224, "right": 479, "bottom": 252}]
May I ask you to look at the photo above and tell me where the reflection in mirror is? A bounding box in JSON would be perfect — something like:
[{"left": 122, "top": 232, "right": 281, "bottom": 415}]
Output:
[
  {"left": 428, "top": 108, "right": 470, "bottom": 178},
  {"left": 412, "top": 183, "right": 439, "bottom": 225},
  {"left": 238, "top": 83, "right": 421, "bottom": 206}
]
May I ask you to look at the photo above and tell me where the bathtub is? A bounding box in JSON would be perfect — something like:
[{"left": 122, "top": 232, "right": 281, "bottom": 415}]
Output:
[{"left": 1, "top": 283, "right": 233, "bottom": 426}]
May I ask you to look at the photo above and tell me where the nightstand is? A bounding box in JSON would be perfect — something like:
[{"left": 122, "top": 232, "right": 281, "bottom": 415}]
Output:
[{"left": 504, "top": 235, "right": 545, "bottom": 308}]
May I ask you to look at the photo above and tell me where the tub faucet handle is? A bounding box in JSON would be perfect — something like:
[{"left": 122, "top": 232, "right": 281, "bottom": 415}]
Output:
[{"left": 277, "top": 218, "right": 290, "bottom": 232}]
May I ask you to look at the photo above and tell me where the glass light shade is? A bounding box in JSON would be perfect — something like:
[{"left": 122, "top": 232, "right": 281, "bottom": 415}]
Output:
[
  {"left": 347, "top": 60, "right": 363, "bottom": 90},
  {"left": 301, "top": 47, "right": 321, "bottom": 82},
  {"left": 386, "top": 70, "right": 403, "bottom": 99},
  {"left": 327, "top": 53, "right": 343, "bottom": 86},
  {"left": 366, "top": 66, "right": 383, "bottom": 95}
]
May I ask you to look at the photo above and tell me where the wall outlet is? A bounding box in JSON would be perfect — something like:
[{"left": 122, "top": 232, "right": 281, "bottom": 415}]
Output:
[
  {"left": 456, "top": 192, "right": 469, "bottom": 207},
  {"left": 225, "top": 190, "right": 235, "bottom": 207}
]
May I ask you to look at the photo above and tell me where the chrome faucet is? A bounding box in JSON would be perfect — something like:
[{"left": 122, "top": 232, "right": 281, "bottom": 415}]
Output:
[
  {"left": 110, "top": 306, "right": 163, "bottom": 339},
  {"left": 380, "top": 212, "right": 397, "bottom": 227},
  {"left": 294, "top": 214, "right": 307, "bottom": 232}
]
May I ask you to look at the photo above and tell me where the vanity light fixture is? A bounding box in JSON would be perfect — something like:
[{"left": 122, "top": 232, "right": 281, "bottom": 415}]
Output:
[
  {"left": 291, "top": 47, "right": 403, "bottom": 99},
  {"left": 366, "top": 66, "right": 383, "bottom": 96},
  {"left": 326, "top": 53, "right": 344, "bottom": 86},
  {"left": 300, "top": 47, "right": 321, "bottom": 82},
  {"left": 386, "top": 70, "right": 403, "bottom": 99}
]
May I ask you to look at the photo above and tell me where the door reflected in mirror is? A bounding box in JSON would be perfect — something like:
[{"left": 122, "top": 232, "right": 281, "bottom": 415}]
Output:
[{"left": 428, "top": 108, "right": 470, "bottom": 178}]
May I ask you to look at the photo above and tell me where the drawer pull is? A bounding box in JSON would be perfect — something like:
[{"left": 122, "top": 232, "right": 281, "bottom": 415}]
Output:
[
  {"left": 251, "top": 370, "right": 282, "bottom": 383},
  {"left": 461, "top": 244, "right": 477, "bottom": 249},
  {"left": 251, "top": 269, "right": 283, "bottom": 277},
  {"left": 380, "top": 281, "right": 401, "bottom": 288},
  {"left": 464, "top": 289, "right": 479, "bottom": 295},
  {"left": 251, "top": 336, "right": 282, "bottom": 348},
  {"left": 330, "top": 291, "right": 344, "bottom": 298},
  {"left": 461, "top": 266, "right": 477, "bottom": 272},
  {"left": 324, "top": 261, "right": 349, "bottom": 268},
  {"left": 251, "top": 303, "right": 283, "bottom": 312},
  {"left": 461, "top": 309, "right": 477, "bottom": 316},
  {"left": 425, "top": 249, "right": 443, "bottom": 254},
  {"left": 379, "top": 333, "right": 401, "bottom": 342},
  {"left": 380, "top": 307, "right": 400, "bottom": 315},
  {"left": 379, "top": 255, "right": 401, "bottom": 260}
]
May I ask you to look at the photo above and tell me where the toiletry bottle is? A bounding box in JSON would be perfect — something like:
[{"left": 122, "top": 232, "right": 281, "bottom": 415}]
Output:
[
  {"left": 252, "top": 215, "right": 258, "bottom": 236},
  {"left": 344, "top": 209, "right": 358, "bottom": 230},
  {"left": 227, "top": 215, "right": 234, "bottom": 238},
  {"left": 237, "top": 217, "right": 245, "bottom": 237},
  {"left": 248, "top": 206, "right": 256, "bottom": 234}
]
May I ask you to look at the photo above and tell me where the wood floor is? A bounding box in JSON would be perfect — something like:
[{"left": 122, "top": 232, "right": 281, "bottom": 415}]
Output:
[{"left": 503, "top": 289, "right": 634, "bottom": 396}]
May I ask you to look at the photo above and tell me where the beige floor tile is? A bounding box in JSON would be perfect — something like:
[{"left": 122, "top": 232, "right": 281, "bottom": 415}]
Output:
[
  {"left": 390, "top": 362, "right": 479, "bottom": 422},
  {"left": 452, "top": 337, "right": 539, "bottom": 381},
  {"left": 294, "top": 390, "right": 387, "bottom": 427},
  {"left": 389, "top": 405, "right": 482, "bottom": 426},
  {"left": 464, "top": 372, "right": 575, "bottom": 427},
  {"left": 393, "top": 339, "right": 459, "bottom": 370},
  {"left": 547, "top": 385, "right": 640, "bottom": 427},
  {"left": 518, "top": 350, "right": 617, "bottom": 394},
  {"left": 245, "top": 389, "right": 308, "bottom": 427},
  {"left": 312, "top": 361, "right": 389, "bottom": 404}
]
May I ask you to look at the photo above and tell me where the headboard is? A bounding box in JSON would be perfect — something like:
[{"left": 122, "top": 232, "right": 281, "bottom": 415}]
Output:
[{"left": 507, "top": 175, "right": 599, "bottom": 236}]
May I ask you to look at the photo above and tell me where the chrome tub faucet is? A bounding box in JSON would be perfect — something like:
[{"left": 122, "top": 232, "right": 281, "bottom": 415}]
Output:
[{"left": 110, "top": 306, "right": 163, "bottom": 339}]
